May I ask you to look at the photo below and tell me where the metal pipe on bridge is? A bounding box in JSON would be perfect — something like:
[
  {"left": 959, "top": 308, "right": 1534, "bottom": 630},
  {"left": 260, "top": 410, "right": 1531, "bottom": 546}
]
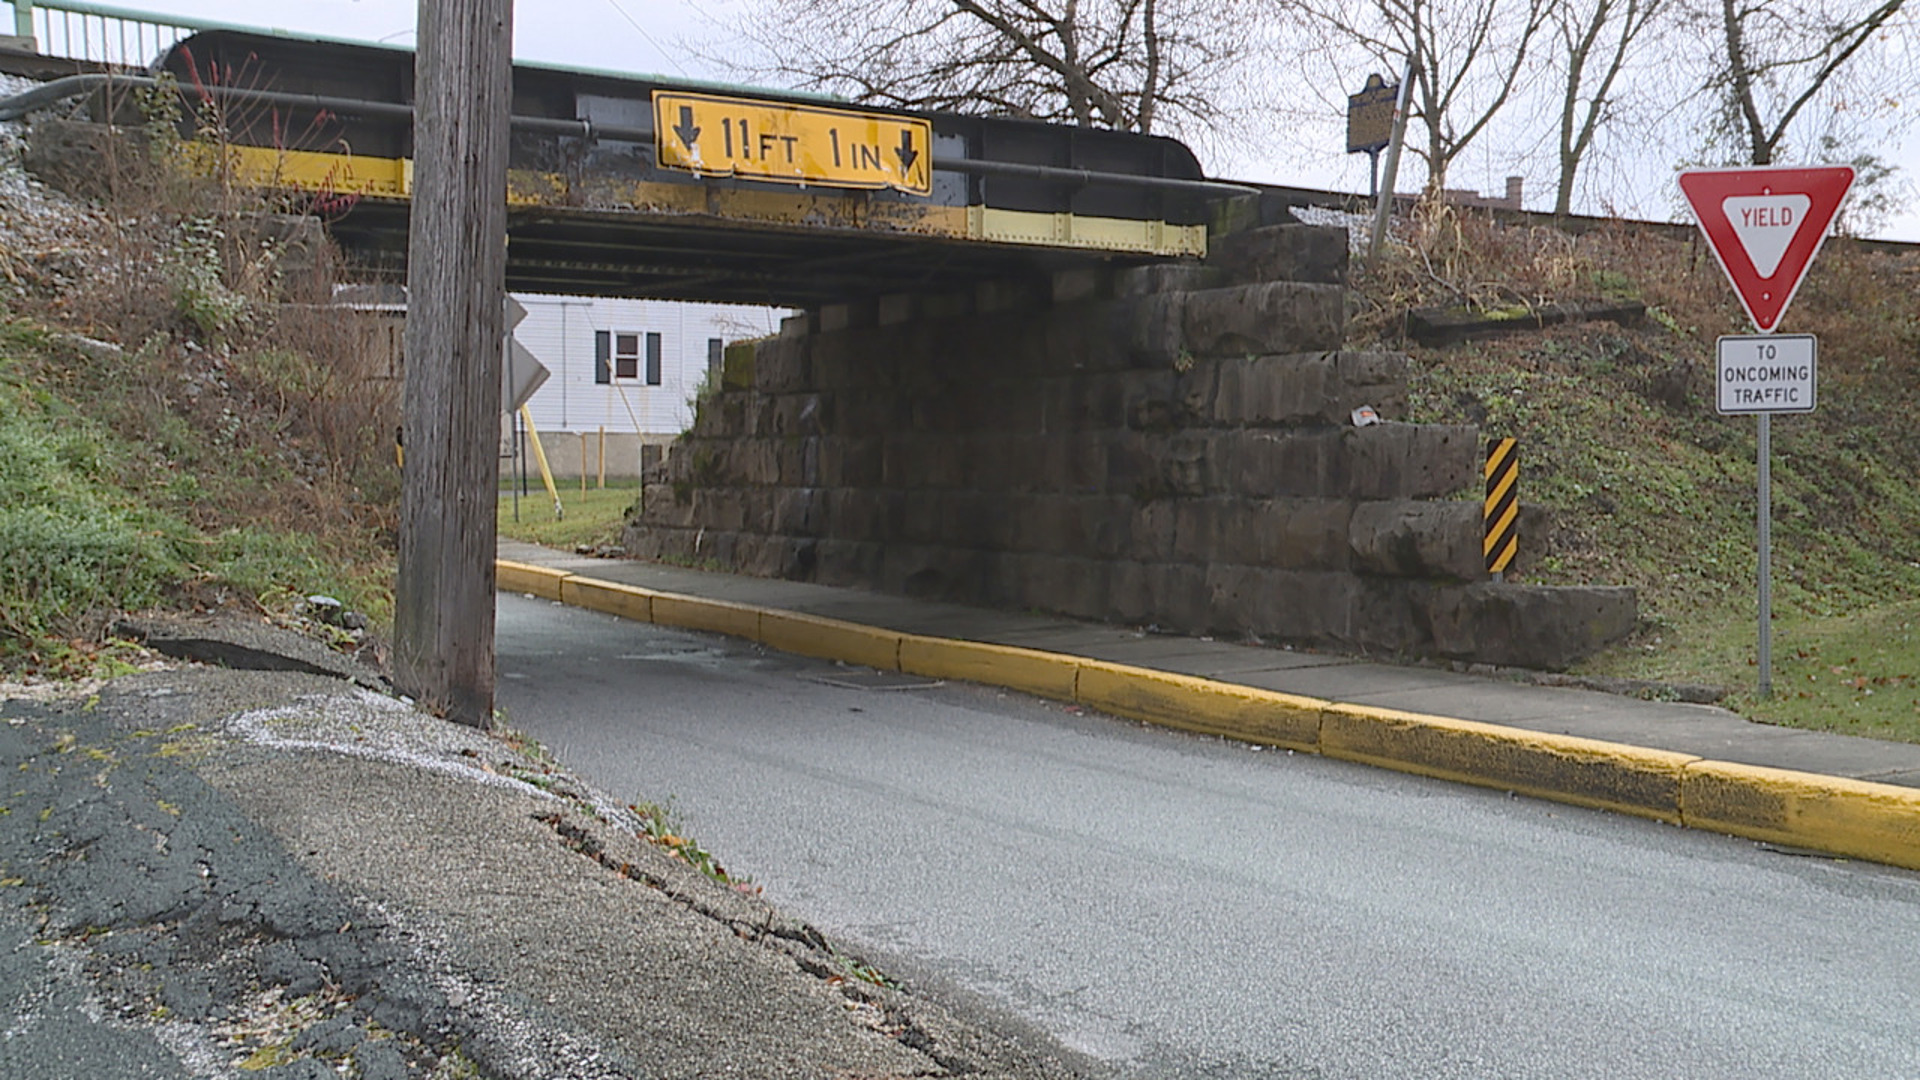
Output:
[
  {"left": 938, "top": 158, "right": 1258, "bottom": 197},
  {"left": 0, "top": 72, "right": 651, "bottom": 143}
]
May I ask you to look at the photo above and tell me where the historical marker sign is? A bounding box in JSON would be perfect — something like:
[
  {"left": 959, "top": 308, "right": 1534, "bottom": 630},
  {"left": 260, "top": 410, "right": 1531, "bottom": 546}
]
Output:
[
  {"left": 654, "top": 91, "right": 933, "bottom": 196},
  {"left": 1677, "top": 166, "right": 1854, "bottom": 333},
  {"left": 1346, "top": 74, "right": 1398, "bottom": 154}
]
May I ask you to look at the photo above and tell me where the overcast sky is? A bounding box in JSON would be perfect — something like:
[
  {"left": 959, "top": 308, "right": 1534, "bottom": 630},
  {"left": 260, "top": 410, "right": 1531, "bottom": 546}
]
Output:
[{"left": 39, "top": 0, "right": 1920, "bottom": 242}]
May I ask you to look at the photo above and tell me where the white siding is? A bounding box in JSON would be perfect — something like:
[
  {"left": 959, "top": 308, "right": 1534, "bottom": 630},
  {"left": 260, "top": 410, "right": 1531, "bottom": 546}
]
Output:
[{"left": 514, "top": 296, "right": 784, "bottom": 436}]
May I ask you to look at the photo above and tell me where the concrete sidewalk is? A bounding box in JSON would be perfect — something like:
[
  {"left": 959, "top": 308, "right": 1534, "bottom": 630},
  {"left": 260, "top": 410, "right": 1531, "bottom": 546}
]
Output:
[{"left": 499, "top": 540, "right": 1920, "bottom": 870}]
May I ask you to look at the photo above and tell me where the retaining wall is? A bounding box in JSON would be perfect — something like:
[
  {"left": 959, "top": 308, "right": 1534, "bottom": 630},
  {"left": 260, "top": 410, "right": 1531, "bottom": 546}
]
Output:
[{"left": 626, "top": 223, "right": 1633, "bottom": 668}]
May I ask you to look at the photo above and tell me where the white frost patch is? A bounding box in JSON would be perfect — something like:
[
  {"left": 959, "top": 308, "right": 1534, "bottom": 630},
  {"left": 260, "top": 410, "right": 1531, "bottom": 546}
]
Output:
[
  {"left": 1, "top": 661, "right": 178, "bottom": 710},
  {"left": 146, "top": 1019, "right": 235, "bottom": 1078},
  {"left": 359, "top": 898, "right": 634, "bottom": 1080},
  {"left": 1291, "top": 203, "right": 1379, "bottom": 255},
  {"left": 1, "top": 679, "right": 109, "bottom": 709},
  {"left": 1, "top": 935, "right": 91, "bottom": 1041},
  {"left": 224, "top": 689, "right": 560, "bottom": 802}
]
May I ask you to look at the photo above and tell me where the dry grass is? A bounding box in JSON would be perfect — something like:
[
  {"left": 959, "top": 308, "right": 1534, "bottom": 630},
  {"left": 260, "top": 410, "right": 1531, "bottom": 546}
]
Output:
[{"left": 1355, "top": 196, "right": 1920, "bottom": 369}]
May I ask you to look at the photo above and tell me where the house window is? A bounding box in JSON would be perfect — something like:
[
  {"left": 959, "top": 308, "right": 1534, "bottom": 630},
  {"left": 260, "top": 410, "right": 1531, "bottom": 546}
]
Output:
[
  {"left": 593, "top": 330, "right": 658, "bottom": 384},
  {"left": 707, "top": 337, "right": 723, "bottom": 380},
  {"left": 616, "top": 333, "right": 641, "bottom": 380}
]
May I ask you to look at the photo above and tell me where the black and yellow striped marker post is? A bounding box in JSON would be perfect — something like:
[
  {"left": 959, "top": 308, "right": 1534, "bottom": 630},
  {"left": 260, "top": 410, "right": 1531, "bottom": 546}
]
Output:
[{"left": 1483, "top": 437, "right": 1518, "bottom": 578}]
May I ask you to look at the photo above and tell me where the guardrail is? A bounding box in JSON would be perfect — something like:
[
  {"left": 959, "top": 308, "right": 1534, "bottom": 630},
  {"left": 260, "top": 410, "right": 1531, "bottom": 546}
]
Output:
[{"left": 9, "top": 0, "right": 257, "bottom": 68}]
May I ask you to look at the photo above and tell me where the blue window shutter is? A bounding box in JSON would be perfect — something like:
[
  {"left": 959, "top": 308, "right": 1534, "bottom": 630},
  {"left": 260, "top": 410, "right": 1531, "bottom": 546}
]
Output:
[
  {"left": 594, "top": 331, "right": 610, "bottom": 384},
  {"left": 645, "top": 332, "right": 663, "bottom": 386}
]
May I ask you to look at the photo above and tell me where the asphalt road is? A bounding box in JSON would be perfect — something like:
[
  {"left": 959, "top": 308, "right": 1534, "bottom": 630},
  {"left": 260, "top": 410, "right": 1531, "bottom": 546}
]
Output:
[{"left": 496, "top": 593, "right": 1920, "bottom": 1079}]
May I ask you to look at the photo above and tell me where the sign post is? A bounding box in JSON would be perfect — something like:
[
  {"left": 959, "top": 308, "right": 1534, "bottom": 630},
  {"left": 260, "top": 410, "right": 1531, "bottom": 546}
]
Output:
[
  {"left": 1714, "top": 333, "right": 1816, "bottom": 697},
  {"left": 1365, "top": 58, "right": 1416, "bottom": 268},
  {"left": 1679, "top": 165, "right": 1853, "bottom": 697}
]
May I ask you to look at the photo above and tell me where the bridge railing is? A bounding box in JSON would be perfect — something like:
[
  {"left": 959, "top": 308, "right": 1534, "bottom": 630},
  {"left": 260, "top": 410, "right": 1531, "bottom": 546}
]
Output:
[{"left": 9, "top": 0, "right": 256, "bottom": 68}]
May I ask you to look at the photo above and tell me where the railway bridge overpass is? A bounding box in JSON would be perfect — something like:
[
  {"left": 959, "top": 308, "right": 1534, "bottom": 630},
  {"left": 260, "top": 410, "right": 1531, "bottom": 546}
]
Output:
[
  {"left": 1, "top": 20, "right": 1636, "bottom": 668},
  {"left": 127, "top": 28, "right": 1242, "bottom": 307}
]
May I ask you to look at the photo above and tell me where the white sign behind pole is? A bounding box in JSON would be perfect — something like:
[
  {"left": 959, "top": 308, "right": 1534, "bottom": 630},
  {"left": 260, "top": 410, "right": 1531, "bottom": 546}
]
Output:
[{"left": 500, "top": 296, "right": 550, "bottom": 414}]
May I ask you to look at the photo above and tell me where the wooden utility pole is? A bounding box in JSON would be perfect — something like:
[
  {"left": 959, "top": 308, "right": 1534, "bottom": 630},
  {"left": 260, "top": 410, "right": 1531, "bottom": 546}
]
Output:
[{"left": 394, "top": 0, "right": 512, "bottom": 727}]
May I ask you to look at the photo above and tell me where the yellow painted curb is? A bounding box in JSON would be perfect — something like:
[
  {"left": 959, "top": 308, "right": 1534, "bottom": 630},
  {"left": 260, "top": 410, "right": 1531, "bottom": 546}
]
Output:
[
  {"left": 899, "top": 636, "right": 1080, "bottom": 702},
  {"left": 760, "top": 610, "right": 903, "bottom": 672},
  {"left": 1681, "top": 760, "right": 1920, "bottom": 871},
  {"left": 1077, "top": 661, "right": 1324, "bottom": 751},
  {"left": 495, "top": 560, "right": 571, "bottom": 601},
  {"left": 559, "top": 576, "right": 655, "bottom": 624},
  {"left": 1321, "top": 703, "right": 1697, "bottom": 822},
  {"left": 650, "top": 593, "right": 765, "bottom": 640}
]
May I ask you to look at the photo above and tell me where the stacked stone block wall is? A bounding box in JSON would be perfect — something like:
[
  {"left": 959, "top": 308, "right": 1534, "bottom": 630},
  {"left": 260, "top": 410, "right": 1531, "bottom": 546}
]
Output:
[{"left": 627, "top": 223, "right": 1633, "bottom": 667}]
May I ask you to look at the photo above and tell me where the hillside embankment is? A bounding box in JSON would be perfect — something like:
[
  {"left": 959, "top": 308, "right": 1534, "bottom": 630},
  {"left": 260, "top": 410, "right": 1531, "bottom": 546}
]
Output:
[
  {"left": 0, "top": 73, "right": 398, "bottom": 679},
  {"left": 1349, "top": 202, "right": 1920, "bottom": 739}
]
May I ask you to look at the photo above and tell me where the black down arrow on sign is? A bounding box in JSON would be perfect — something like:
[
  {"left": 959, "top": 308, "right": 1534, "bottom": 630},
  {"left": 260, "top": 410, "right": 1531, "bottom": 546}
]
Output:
[
  {"left": 896, "top": 129, "right": 918, "bottom": 173},
  {"left": 673, "top": 106, "right": 701, "bottom": 151}
]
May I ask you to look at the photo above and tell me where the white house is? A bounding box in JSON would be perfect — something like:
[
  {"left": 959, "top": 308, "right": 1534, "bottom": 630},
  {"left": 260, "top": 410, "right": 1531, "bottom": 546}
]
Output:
[
  {"left": 515, "top": 296, "right": 786, "bottom": 480},
  {"left": 341, "top": 288, "right": 780, "bottom": 481}
]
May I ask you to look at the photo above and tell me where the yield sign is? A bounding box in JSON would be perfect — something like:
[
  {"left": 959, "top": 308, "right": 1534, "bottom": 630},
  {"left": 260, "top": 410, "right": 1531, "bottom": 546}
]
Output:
[{"left": 1677, "top": 166, "right": 1854, "bottom": 332}]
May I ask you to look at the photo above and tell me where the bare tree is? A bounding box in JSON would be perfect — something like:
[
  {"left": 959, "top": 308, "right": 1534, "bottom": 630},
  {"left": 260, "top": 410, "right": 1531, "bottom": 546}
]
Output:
[
  {"left": 715, "top": 0, "right": 1256, "bottom": 136},
  {"left": 1549, "top": 0, "right": 1669, "bottom": 215},
  {"left": 1692, "top": 0, "right": 1910, "bottom": 166},
  {"left": 1277, "top": 0, "right": 1556, "bottom": 196}
]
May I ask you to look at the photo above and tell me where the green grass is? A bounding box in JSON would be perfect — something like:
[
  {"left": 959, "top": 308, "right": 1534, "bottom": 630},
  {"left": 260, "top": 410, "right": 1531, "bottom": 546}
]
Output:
[
  {"left": 1362, "top": 217, "right": 1920, "bottom": 742},
  {"left": 1751, "top": 604, "right": 1920, "bottom": 739},
  {"left": 0, "top": 317, "right": 391, "bottom": 676},
  {"left": 0, "top": 343, "right": 181, "bottom": 662},
  {"left": 496, "top": 483, "right": 640, "bottom": 551},
  {"left": 1581, "top": 600, "right": 1920, "bottom": 739},
  {"left": 628, "top": 797, "right": 752, "bottom": 888}
]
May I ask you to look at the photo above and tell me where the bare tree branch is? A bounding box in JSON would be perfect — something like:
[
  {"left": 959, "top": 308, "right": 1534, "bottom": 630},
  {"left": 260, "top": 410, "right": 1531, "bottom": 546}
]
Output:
[
  {"left": 1552, "top": 0, "right": 1669, "bottom": 215},
  {"left": 707, "top": 0, "right": 1258, "bottom": 136},
  {"left": 1281, "top": 0, "right": 1555, "bottom": 194},
  {"left": 1695, "top": 0, "right": 1909, "bottom": 165}
]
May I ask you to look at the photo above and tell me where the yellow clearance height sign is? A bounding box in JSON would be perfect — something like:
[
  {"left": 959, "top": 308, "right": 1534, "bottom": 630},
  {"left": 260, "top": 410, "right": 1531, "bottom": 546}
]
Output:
[{"left": 653, "top": 91, "right": 932, "bottom": 197}]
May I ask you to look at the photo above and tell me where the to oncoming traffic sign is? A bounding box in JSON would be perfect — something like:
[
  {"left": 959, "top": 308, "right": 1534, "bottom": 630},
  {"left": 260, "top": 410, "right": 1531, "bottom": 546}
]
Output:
[{"left": 1716, "top": 334, "right": 1816, "bottom": 415}]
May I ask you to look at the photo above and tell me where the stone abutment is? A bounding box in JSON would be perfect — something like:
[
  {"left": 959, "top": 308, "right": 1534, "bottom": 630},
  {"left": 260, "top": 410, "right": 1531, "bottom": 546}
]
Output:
[{"left": 625, "top": 221, "right": 1634, "bottom": 669}]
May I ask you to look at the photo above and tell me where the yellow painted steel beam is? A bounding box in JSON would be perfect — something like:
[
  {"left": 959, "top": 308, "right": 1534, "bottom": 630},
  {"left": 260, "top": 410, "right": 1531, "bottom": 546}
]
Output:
[
  {"left": 215, "top": 144, "right": 412, "bottom": 198},
  {"left": 518, "top": 405, "right": 563, "bottom": 521},
  {"left": 217, "top": 144, "right": 1206, "bottom": 257}
]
